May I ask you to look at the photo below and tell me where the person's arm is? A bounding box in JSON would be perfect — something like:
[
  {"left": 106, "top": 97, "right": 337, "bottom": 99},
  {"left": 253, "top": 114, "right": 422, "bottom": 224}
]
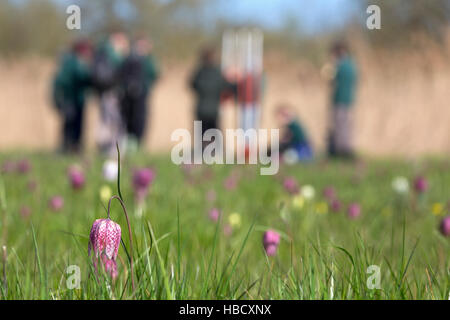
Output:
[
  {"left": 190, "top": 68, "right": 201, "bottom": 92},
  {"left": 221, "top": 72, "right": 238, "bottom": 96},
  {"left": 144, "top": 55, "right": 159, "bottom": 88}
]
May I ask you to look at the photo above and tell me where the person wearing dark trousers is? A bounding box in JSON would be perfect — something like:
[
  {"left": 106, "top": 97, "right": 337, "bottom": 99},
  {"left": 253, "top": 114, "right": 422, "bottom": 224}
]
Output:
[
  {"left": 328, "top": 40, "right": 358, "bottom": 159},
  {"left": 52, "top": 39, "right": 92, "bottom": 153},
  {"left": 190, "top": 47, "right": 236, "bottom": 150},
  {"left": 118, "top": 36, "right": 159, "bottom": 147}
]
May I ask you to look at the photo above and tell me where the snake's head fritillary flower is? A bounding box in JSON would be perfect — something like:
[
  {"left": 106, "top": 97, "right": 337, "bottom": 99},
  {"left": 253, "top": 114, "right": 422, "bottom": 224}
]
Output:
[
  {"left": 330, "top": 198, "right": 342, "bottom": 213},
  {"left": 49, "top": 196, "right": 64, "bottom": 212},
  {"left": 208, "top": 208, "right": 220, "bottom": 222},
  {"left": 323, "top": 186, "right": 336, "bottom": 201},
  {"left": 292, "top": 194, "right": 305, "bottom": 210},
  {"left": 17, "top": 159, "right": 31, "bottom": 174},
  {"left": 88, "top": 218, "right": 121, "bottom": 279},
  {"left": 431, "top": 203, "right": 444, "bottom": 216},
  {"left": 301, "top": 185, "right": 315, "bottom": 200},
  {"left": 132, "top": 168, "right": 155, "bottom": 203},
  {"left": 347, "top": 203, "right": 361, "bottom": 219},
  {"left": 439, "top": 216, "right": 450, "bottom": 237},
  {"left": 99, "top": 185, "right": 113, "bottom": 203},
  {"left": 68, "top": 166, "right": 85, "bottom": 190},
  {"left": 392, "top": 176, "right": 409, "bottom": 194},
  {"left": 228, "top": 212, "right": 241, "bottom": 228},
  {"left": 315, "top": 201, "right": 328, "bottom": 215},
  {"left": 283, "top": 177, "right": 299, "bottom": 195},
  {"left": 133, "top": 168, "right": 155, "bottom": 189},
  {"left": 263, "top": 230, "right": 280, "bottom": 256},
  {"left": 102, "top": 160, "right": 118, "bottom": 182},
  {"left": 414, "top": 176, "right": 428, "bottom": 194}
]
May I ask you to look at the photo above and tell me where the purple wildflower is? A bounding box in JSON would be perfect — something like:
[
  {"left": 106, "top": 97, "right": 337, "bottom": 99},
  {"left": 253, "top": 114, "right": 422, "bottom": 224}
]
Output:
[
  {"left": 323, "top": 186, "right": 336, "bottom": 200},
  {"left": 439, "top": 216, "right": 450, "bottom": 237},
  {"left": 68, "top": 166, "right": 85, "bottom": 190},
  {"left": 283, "top": 177, "right": 300, "bottom": 195},
  {"left": 17, "top": 159, "right": 31, "bottom": 174},
  {"left": 330, "top": 198, "right": 342, "bottom": 213},
  {"left": 263, "top": 230, "right": 281, "bottom": 256},
  {"left": 414, "top": 176, "right": 429, "bottom": 194},
  {"left": 49, "top": 196, "right": 64, "bottom": 212},
  {"left": 208, "top": 208, "right": 220, "bottom": 222},
  {"left": 132, "top": 168, "right": 155, "bottom": 203},
  {"left": 88, "top": 218, "right": 121, "bottom": 279},
  {"left": 347, "top": 203, "right": 361, "bottom": 219}
]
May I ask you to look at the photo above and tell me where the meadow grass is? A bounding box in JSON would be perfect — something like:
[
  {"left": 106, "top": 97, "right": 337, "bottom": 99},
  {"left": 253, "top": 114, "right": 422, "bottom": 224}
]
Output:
[{"left": 0, "top": 152, "right": 449, "bottom": 299}]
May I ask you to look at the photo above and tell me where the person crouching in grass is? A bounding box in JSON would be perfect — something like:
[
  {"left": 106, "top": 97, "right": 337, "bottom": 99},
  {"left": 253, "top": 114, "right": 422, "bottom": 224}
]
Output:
[
  {"left": 275, "top": 104, "right": 313, "bottom": 163},
  {"left": 52, "top": 39, "right": 93, "bottom": 154}
]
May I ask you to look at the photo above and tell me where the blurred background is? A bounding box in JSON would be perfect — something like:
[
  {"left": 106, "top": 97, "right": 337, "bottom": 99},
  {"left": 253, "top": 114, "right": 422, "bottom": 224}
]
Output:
[{"left": 0, "top": 0, "right": 449, "bottom": 156}]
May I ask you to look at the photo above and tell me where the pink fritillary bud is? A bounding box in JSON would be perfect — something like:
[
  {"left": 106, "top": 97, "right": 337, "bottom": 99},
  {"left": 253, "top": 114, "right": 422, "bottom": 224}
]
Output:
[
  {"left": 330, "top": 198, "right": 342, "bottom": 212},
  {"left": 208, "top": 208, "right": 220, "bottom": 222},
  {"left": 17, "top": 159, "right": 31, "bottom": 174},
  {"left": 88, "top": 218, "right": 121, "bottom": 279},
  {"left": 263, "top": 230, "right": 280, "bottom": 256},
  {"left": 283, "top": 177, "right": 299, "bottom": 195},
  {"left": 439, "top": 216, "right": 450, "bottom": 237},
  {"left": 132, "top": 168, "right": 155, "bottom": 190},
  {"left": 414, "top": 176, "right": 428, "bottom": 193},
  {"left": 68, "top": 166, "right": 85, "bottom": 190},
  {"left": 347, "top": 203, "right": 361, "bottom": 219},
  {"left": 49, "top": 196, "right": 64, "bottom": 212},
  {"left": 323, "top": 186, "right": 336, "bottom": 200}
]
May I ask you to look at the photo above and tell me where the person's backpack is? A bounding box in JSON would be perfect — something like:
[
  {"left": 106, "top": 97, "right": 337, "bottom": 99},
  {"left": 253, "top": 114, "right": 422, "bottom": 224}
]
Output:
[
  {"left": 92, "top": 48, "right": 117, "bottom": 92},
  {"left": 118, "top": 53, "right": 146, "bottom": 99}
]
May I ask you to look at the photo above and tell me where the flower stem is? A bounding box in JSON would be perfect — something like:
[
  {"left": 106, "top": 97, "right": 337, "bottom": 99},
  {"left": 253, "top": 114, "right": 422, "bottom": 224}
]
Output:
[{"left": 107, "top": 195, "right": 135, "bottom": 292}]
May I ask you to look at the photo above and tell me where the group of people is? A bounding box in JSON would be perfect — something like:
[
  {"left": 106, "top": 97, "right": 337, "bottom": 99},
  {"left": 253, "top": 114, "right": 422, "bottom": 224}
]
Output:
[
  {"left": 189, "top": 40, "right": 358, "bottom": 162},
  {"left": 52, "top": 30, "right": 159, "bottom": 156},
  {"left": 53, "top": 32, "right": 357, "bottom": 162}
]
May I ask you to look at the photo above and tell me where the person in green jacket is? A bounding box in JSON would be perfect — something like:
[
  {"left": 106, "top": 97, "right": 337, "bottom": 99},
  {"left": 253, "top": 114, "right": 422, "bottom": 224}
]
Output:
[
  {"left": 328, "top": 40, "right": 358, "bottom": 159},
  {"left": 118, "top": 35, "right": 159, "bottom": 147},
  {"left": 276, "top": 103, "right": 313, "bottom": 163},
  {"left": 52, "top": 39, "right": 92, "bottom": 153},
  {"left": 190, "top": 47, "right": 236, "bottom": 150},
  {"left": 92, "top": 31, "right": 130, "bottom": 157}
]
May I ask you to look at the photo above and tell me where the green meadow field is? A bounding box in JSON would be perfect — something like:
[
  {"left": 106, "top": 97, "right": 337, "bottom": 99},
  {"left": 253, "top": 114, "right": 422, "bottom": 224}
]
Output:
[{"left": 0, "top": 153, "right": 449, "bottom": 300}]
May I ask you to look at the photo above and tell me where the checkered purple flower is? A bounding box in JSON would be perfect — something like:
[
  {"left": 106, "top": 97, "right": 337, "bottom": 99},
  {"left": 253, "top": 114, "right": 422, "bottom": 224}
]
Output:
[{"left": 88, "top": 218, "right": 121, "bottom": 279}]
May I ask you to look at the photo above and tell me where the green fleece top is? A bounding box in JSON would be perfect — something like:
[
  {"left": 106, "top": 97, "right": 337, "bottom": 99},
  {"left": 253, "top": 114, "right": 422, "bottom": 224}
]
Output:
[
  {"left": 332, "top": 56, "right": 357, "bottom": 107},
  {"left": 53, "top": 52, "right": 91, "bottom": 108},
  {"left": 286, "top": 120, "right": 308, "bottom": 145},
  {"left": 142, "top": 54, "right": 159, "bottom": 91},
  {"left": 190, "top": 64, "right": 233, "bottom": 121}
]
